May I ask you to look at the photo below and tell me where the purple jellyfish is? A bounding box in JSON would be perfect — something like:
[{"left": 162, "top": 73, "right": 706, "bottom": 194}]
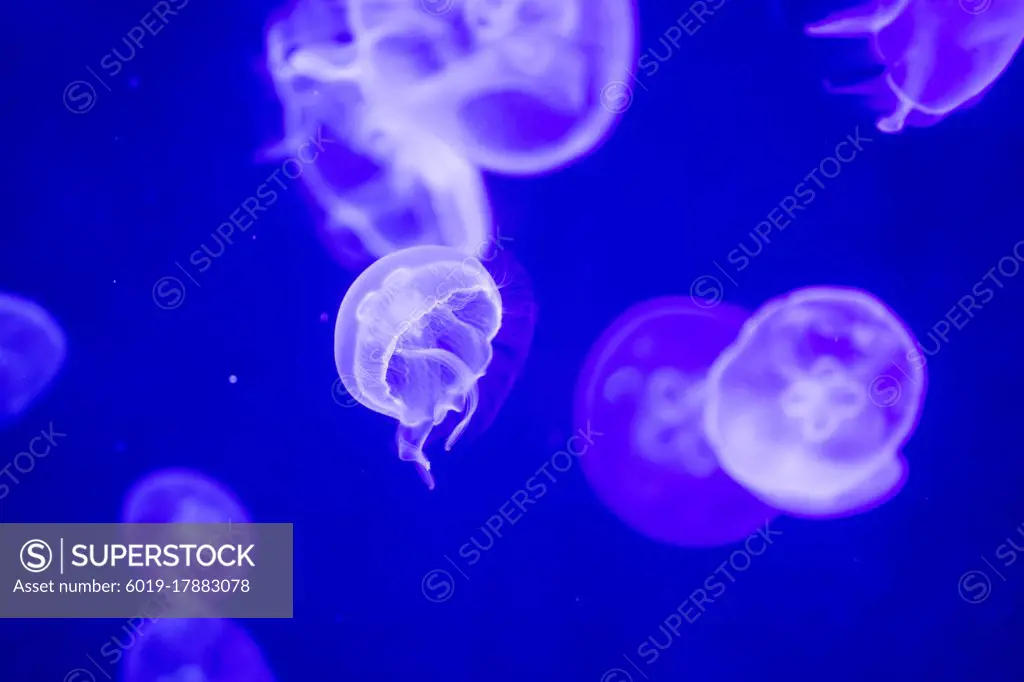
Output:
[
  {"left": 264, "top": 0, "right": 493, "bottom": 267},
  {"left": 334, "top": 244, "right": 507, "bottom": 488},
  {"left": 0, "top": 293, "right": 66, "bottom": 425},
  {"left": 703, "top": 286, "right": 926, "bottom": 518},
  {"left": 807, "top": 0, "right": 1024, "bottom": 132},
  {"left": 573, "top": 296, "right": 779, "bottom": 547},
  {"left": 339, "top": 0, "right": 638, "bottom": 175},
  {"left": 125, "top": 618, "right": 275, "bottom": 682},
  {"left": 122, "top": 468, "right": 251, "bottom": 525},
  {"left": 121, "top": 469, "right": 254, "bottom": 585}
]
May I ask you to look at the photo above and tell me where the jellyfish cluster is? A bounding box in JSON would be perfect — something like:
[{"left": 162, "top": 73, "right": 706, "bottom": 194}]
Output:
[
  {"left": 574, "top": 286, "right": 926, "bottom": 546},
  {"left": 251, "top": 0, "right": 1016, "bottom": 494},
  {"left": 120, "top": 469, "right": 275, "bottom": 682},
  {"left": 0, "top": 292, "right": 66, "bottom": 428},
  {"left": 261, "top": 0, "right": 616, "bottom": 486}
]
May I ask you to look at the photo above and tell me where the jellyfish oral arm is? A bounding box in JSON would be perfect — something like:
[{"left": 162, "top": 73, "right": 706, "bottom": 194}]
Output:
[
  {"left": 397, "top": 420, "right": 436, "bottom": 489},
  {"left": 444, "top": 383, "right": 479, "bottom": 451}
]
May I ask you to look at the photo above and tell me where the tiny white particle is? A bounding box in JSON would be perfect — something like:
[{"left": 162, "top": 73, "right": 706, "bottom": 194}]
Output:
[{"left": 228, "top": 375, "right": 238, "bottom": 384}]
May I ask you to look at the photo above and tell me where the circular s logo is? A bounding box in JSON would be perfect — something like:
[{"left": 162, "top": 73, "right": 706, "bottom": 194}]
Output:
[
  {"left": 421, "top": 569, "right": 454, "bottom": 602},
  {"left": 20, "top": 539, "right": 53, "bottom": 573}
]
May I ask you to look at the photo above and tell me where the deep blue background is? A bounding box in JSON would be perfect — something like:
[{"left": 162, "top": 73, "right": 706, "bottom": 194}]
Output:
[{"left": 2, "top": 0, "right": 1023, "bottom": 679}]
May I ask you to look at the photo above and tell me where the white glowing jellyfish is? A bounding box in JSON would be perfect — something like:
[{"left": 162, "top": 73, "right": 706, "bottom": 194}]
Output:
[
  {"left": 704, "top": 286, "right": 926, "bottom": 517},
  {"left": 807, "top": 0, "right": 1024, "bottom": 132},
  {"left": 335, "top": 244, "right": 503, "bottom": 488},
  {"left": 0, "top": 292, "right": 66, "bottom": 426},
  {"left": 264, "top": 0, "right": 492, "bottom": 265},
  {"left": 301, "top": 0, "right": 637, "bottom": 175},
  {"left": 125, "top": 619, "right": 275, "bottom": 682}
]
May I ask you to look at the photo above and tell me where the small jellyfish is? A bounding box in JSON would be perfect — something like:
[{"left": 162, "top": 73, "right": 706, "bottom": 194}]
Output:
[
  {"left": 121, "top": 468, "right": 254, "bottom": 581},
  {"left": 344, "top": 0, "right": 638, "bottom": 175},
  {"left": 335, "top": 244, "right": 504, "bottom": 488},
  {"left": 125, "top": 619, "right": 275, "bottom": 682},
  {"left": 574, "top": 296, "right": 778, "bottom": 547},
  {"left": 703, "top": 286, "right": 926, "bottom": 518},
  {"left": 264, "top": 0, "right": 493, "bottom": 266},
  {"left": 807, "top": 0, "right": 1024, "bottom": 132},
  {"left": 0, "top": 293, "right": 66, "bottom": 426}
]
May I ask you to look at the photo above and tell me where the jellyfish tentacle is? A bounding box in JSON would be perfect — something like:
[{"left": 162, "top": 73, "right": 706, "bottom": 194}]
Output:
[
  {"left": 445, "top": 383, "right": 479, "bottom": 450},
  {"left": 397, "top": 420, "right": 436, "bottom": 489},
  {"left": 805, "top": 0, "right": 910, "bottom": 37}
]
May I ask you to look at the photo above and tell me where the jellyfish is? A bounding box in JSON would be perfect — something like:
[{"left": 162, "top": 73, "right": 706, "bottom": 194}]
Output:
[
  {"left": 703, "top": 286, "right": 926, "bottom": 518},
  {"left": 807, "top": 0, "right": 1024, "bottom": 132},
  {"left": 125, "top": 619, "right": 275, "bottom": 682},
  {"left": 573, "top": 296, "right": 778, "bottom": 547},
  {"left": 315, "top": 0, "right": 638, "bottom": 175},
  {"left": 121, "top": 469, "right": 254, "bottom": 583},
  {"left": 264, "top": 0, "right": 493, "bottom": 266},
  {"left": 334, "top": 244, "right": 505, "bottom": 488},
  {"left": 0, "top": 292, "right": 66, "bottom": 426}
]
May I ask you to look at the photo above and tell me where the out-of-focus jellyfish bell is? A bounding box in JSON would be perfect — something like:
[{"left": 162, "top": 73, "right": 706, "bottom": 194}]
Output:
[
  {"left": 573, "top": 296, "right": 778, "bottom": 547},
  {"left": 0, "top": 293, "right": 66, "bottom": 426},
  {"left": 121, "top": 468, "right": 254, "bottom": 579},
  {"left": 807, "top": 0, "right": 1024, "bottom": 132},
  {"left": 345, "top": 0, "right": 638, "bottom": 175},
  {"left": 335, "top": 244, "right": 503, "bottom": 488},
  {"left": 124, "top": 619, "right": 275, "bottom": 682},
  {"left": 264, "top": 0, "right": 492, "bottom": 266},
  {"left": 122, "top": 468, "right": 251, "bottom": 525},
  {"left": 704, "top": 286, "right": 926, "bottom": 518}
]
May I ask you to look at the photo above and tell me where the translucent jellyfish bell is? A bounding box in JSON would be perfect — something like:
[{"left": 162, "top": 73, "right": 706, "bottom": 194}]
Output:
[
  {"left": 807, "top": 0, "right": 1024, "bottom": 132},
  {"left": 345, "top": 0, "right": 638, "bottom": 175},
  {"left": 704, "top": 286, "right": 926, "bottom": 517},
  {"left": 573, "top": 297, "right": 778, "bottom": 547},
  {"left": 335, "top": 244, "right": 503, "bottom": 488},
  {"left": 264, "top": 0, "right": 493, "bottom": 266},
  {"left": 0, "top": 293, "right": 66, "bottom": 426},
  {"left": 125, "top": 619, "right": 275, "bottom": 682}
]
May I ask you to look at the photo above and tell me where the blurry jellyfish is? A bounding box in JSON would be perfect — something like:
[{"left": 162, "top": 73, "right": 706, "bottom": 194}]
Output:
[
  {"left": 703, "top": 286, "right": 926, "bottom": 518},
  {"left": 125, "top": 619, "right": 275, "bottom": 682},
  {"left": 264, "top": 0, "right": 493, "bottom": 266},
  {"left": 0, "top": 293, "right": 66, "bottom": 425},
  {"left": 122, "top": 468, "right": 250, "bottom": 525},
  {"left": 121, "top": 469, "right": 254, "bottom": 582},
  {"left": 807, "top": 0, "right": 1024, "bottom": 132},
  {"left": 573, "top": 296, "right": 778, "bottom": 547},
  {"left": 334, "top": 244, "right": 505, "bottom": 488},
  {"left": 335, "top": 0, "right": 638, "bottom": 175}
]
